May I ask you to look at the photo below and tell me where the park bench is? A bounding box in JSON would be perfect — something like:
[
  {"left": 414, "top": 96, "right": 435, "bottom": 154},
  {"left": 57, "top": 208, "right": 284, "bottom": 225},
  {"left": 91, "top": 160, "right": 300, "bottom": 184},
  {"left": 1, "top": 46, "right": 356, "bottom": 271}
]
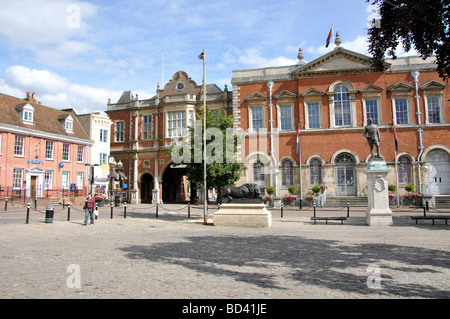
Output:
[
  {"left": 411, "top": 215, "right": 449, "bottom": 225},
  {"left": 310, "top": 203, "right": 350, "bottom": 225}
]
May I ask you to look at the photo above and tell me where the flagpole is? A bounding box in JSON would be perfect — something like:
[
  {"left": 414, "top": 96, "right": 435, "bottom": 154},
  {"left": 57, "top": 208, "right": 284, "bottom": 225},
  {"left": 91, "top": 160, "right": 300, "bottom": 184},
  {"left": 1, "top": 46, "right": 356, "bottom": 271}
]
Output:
[
  {"left": 394, "top": 124, "right": 400, "bottom": 206},
  {"left": 298, "top": 123, "right": 302, "bottom": 205},
  {"left": 198, "top": 49, "right": 207, "bottom": 225}
]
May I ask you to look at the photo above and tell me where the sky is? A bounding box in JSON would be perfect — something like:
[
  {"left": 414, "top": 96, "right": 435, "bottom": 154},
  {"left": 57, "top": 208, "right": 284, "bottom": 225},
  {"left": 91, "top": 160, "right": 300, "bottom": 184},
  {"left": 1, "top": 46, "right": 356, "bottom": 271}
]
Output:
[{"left": 0, "top": 0, "right": 416, "bottom": 114}]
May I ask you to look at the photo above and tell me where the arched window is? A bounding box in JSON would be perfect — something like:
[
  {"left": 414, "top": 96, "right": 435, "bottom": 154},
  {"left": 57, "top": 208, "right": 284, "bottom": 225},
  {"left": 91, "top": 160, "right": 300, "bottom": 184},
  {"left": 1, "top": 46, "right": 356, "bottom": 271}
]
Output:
[
  {"left": 398, "top": 155, "right": 412, "bottom": 185},
  {"left": 334, "top": 85, "right": 352, "bottom": 127},
  {"left": 309, "top": 158, "right": 322, "bottom": 186},
  {"left": 253, "top": 160, "right": 265, "bottom": 186},
  {"left": 281, "top": 159, "right": 294, "bottom": 187}
]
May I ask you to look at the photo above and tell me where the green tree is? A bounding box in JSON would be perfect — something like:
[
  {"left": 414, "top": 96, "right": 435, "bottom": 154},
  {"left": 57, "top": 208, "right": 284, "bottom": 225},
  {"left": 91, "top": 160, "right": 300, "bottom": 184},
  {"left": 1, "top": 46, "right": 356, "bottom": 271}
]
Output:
[
  {"left": 367, "top": 0, "right": 450, "bottom": 81},
  {"left": 170, "top": 107, "right": 242, "bottom": 202}
]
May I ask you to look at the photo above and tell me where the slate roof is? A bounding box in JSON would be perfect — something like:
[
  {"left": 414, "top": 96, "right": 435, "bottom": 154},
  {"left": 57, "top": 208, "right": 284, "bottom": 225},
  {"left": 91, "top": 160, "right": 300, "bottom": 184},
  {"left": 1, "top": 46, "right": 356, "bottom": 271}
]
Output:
[{"left": 0, "top": 92, "right": 92, "bottom": 143}]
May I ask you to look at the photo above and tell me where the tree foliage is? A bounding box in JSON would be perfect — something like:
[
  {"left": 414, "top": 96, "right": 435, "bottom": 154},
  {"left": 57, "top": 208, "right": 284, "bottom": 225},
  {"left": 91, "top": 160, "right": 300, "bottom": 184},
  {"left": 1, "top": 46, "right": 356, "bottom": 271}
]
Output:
[
  {"left": 170, "top": 107, "right": 243, "bottom": 197},
  {"left": 367, "top": 0, "right": 450, "bottom": 81}
]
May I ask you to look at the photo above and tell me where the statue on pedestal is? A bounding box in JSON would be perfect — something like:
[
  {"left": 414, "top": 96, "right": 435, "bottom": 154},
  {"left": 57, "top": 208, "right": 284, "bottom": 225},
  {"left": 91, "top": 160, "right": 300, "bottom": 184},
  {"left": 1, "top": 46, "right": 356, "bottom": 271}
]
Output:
[{"left": 363, "top": 119, "right": 381, "bottom": 158}]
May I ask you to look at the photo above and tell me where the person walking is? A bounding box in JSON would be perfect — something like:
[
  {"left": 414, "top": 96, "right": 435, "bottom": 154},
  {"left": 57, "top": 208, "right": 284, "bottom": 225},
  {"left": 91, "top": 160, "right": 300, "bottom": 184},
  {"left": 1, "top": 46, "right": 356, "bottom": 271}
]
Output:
[{"left": 84, "top": 193, "right": 96, "bottom": 225}]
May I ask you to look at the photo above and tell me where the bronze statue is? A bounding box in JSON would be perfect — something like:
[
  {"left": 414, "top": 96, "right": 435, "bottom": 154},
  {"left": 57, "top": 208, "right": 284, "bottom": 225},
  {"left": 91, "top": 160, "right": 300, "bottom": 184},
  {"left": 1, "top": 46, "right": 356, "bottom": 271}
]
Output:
[
  {"left": 363, "top": 119, "right": 381, "bottom": 158},
  {"left": 221, "top": 183, "right": 264, "bottom": 203}
]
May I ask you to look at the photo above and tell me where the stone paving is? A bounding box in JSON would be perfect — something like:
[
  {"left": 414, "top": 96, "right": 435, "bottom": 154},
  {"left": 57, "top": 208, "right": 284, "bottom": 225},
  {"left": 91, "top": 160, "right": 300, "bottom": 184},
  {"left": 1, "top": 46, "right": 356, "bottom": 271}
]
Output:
[{"left": 0, "top": 203, "right": 449, "bottom": 299}]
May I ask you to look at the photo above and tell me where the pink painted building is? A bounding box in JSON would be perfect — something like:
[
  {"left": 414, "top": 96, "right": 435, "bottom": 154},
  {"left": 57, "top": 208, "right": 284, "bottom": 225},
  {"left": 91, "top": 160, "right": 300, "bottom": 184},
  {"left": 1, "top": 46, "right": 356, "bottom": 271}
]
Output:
[{"left": 0, "top": 92, "right": 94, "bottom": 203}]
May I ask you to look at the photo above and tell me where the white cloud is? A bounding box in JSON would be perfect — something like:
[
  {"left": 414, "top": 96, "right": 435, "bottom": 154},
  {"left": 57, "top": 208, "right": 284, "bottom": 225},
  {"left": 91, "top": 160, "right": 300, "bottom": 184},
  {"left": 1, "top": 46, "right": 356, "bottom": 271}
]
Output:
[
  {"left": 2, "top": 65, "right": 126, "bottom": 113},
  {"left": 223, "top": 47, "right": 298, "bottom": 69},
  {"left": 0, "top": 0, "right": 98, "bottom": 48}
]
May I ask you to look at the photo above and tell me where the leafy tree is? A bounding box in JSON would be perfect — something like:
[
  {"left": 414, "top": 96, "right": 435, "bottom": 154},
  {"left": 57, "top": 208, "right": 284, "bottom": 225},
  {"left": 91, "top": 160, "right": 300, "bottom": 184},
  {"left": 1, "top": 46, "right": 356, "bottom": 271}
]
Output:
[
  {"left": 170, "top": 107, "right": 242, "bottom": 202},
  {"left": 366, "top": 0, "right": 450, "bottom": 81}
]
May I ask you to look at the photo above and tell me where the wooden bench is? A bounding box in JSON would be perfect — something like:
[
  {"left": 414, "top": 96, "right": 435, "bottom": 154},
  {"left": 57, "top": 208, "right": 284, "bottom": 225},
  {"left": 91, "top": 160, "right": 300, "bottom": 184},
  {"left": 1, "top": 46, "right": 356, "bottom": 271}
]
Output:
[
  {"left": 311, "top": 216, "right": 347, "bottom": 225},
  {"left": 411, "top": 216, "right": 449, "bottom": 225}
]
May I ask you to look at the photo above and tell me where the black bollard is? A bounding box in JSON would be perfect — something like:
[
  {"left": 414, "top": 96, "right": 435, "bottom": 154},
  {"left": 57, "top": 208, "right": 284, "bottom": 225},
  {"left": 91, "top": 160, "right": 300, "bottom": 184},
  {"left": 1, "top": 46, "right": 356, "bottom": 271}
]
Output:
[
  {"left": 26, "top": 203, "right": 30, "bottom": 224},
  {"left": 34, "top": 196, "right": 37, "bottom": 210},
  {"left": 67, "top": 204, "right": 71, "bottom": 221},
  {"left": 188, "top": 203, "right": 190, "bottom": 218},
  {"left": 62, "top": 196, "right": 65, "bottom": 209},
  {"left": 110, "top": 202, "right": 114, "bottom": 219},
  {"left": 124, "top": 202, "right": 127, "bottom": 219},
  {"left": 347, "top": 202, "right": 350, "bottom": 218},
  {"left": 4, "top": 197, "right": 8, "bottom": 211},
  {"left": 423, "top": 203, "right": 427, "bottom": 217},
  {"left": 95, "top": 203, "right": 98, "bottom": 220},
  {"left": 425, "top": 200, "right": 429, "bottom": 212},
  {"left": 281, "top": 203, "right": 284, "bottom": 218},
  {"left": 313, "top": 203, "right": 316, "bottom": 218},
  {"left": 156, "top": 203, "right": 159, "bottom": 218},
  {"left": 299, "top": 199, "right": 302, "bottom": 210}
]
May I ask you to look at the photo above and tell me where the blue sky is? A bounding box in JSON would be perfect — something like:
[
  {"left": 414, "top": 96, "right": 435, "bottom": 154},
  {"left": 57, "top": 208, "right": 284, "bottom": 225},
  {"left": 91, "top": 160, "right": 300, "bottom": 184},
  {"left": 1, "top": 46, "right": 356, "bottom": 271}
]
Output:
[{"left": 0, "top": 0, "right": 411, "bottom": 113}]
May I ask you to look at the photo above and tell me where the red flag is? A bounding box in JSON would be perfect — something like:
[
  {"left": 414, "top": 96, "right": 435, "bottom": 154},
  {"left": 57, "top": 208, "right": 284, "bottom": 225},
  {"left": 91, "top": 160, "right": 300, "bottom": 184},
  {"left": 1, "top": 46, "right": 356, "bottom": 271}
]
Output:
[
  {"left": 296, "top": 125, "right": 300, "bottom": 154},
  {"left": 325, "top": 26, "right": 333, "bottom": 48},
  {"left": 393, "top": 124, "right": 398, "bottom": 152}
]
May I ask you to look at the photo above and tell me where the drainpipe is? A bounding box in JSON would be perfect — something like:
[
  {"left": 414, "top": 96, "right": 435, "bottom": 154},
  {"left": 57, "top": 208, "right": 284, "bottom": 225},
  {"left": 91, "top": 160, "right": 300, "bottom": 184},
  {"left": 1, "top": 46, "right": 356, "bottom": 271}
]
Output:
[
  {"left": 267, "top": 81, "right": 278, "bottom": 197},
  {"left": 411, "top": 71, "right": 424, "bottom": 193}
]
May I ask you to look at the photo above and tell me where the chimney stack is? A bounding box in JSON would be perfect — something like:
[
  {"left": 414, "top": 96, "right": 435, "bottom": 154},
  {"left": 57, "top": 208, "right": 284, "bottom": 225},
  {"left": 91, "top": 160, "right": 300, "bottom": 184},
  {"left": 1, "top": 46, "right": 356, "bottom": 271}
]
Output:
[{"left": 24, "top": 92, "right": 37, "bottom": 103}]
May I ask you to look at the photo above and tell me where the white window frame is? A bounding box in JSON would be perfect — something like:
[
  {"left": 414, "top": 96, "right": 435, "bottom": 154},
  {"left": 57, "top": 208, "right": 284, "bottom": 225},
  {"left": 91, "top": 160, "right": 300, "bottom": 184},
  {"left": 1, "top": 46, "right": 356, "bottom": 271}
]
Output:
[
  {"left": 14, "top": 136, "right": 24, "bottom": 157},
  {"left": 62, "top": 171, "right": 70, "bottom": 190},
  {"left": 12, "top": 168, "right": 23, "bottom": 190},
  {"left": 115, "top": 121, "right": 125, "bottom": 142},
  {"left": 77, "top": 146, "right": 84, "bottom": 163},
  {"left": 278, "top": 104, "right": 293, "bottom": 131},
  {"left": 45, "top": 141, "right": 54, "bottom": 160},
  {"left": 393, "top": 97, "right": 411, "bottom": 125},
  {"left": 328, "top": 80, "right": 356, "bottom": 128},
  {"left": 142, "top": 115, "right": 152, "bottom": 140},
  {"left": 250, "top": 106, "right": 264, "bottom": 132},
  {"left": 100, "top": 129, "right": 108, "bottom": 143},
  {"left": 77, "top": 172, "right": 84, "bottom": 190},
  {"left": 44, "top": 171, "right": 53, "bottom": 190},
  {"left": 62, "top": 144, "right": 70, "bottom": 161}
]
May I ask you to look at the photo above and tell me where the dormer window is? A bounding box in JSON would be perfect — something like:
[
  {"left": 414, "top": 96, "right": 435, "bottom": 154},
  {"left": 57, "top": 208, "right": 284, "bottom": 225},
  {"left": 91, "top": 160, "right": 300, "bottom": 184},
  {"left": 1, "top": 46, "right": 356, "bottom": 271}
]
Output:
[
  {"left": 17, "top": 103, "right": 35, "bottom": 125},
  {"left": 65, "top": 118, "right": 73, "bottom": 131},
  {"left": 59, "top": 114, "right": 74, "bottom": 133}
]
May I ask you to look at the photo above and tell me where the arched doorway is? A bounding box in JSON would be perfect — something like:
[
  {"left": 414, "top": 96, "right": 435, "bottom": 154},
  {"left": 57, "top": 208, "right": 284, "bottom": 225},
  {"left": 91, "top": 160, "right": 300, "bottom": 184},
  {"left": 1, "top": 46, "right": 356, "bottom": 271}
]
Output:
[
  {"left": 426, "top": 149, "right": 450, "bottom": 195},
  {"left": 335, "top": 153, "right": 357, "bottom": 196},
  {"left": 162, "top": 164, "right": 188, "bottom": 203},
  {"left": 141, "top": 173, "right": 154, "bottom": 203}
]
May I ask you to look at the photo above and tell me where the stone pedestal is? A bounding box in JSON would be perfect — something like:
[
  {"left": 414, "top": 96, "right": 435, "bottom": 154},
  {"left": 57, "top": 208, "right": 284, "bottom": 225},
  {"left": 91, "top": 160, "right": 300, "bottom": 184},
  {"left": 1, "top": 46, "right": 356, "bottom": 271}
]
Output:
[
  {"left": 213, "top": 203, "right": 272, "bottom": 228},
  {"left": 364, "top": 158, "right": 393, "bottom": 226}
]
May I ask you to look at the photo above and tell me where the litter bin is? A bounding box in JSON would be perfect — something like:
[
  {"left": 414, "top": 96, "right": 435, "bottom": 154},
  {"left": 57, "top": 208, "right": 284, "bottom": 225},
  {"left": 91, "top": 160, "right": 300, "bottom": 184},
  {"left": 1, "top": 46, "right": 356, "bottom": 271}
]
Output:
[{"left": 45, "top": 206, "right": 54, "bottom": 223}]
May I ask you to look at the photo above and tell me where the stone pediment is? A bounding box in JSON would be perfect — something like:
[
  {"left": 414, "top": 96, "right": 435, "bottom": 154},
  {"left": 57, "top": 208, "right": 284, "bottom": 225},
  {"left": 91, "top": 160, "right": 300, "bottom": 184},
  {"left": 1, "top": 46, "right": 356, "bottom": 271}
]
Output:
[
  {"left": 360, "top": 83, "right": 384, "bottom": 93},
  {"left": 420, "top": 80, "right": 447, "bottom": 91},
  {"left": 244, "top": 92, "right": 267, "bottom": 101},
  {"left": 300, "top": 88, "right": 325, "bottom": 97},
  {"left": 292, "top": 47, "right": 390, "bottom": 78},
  {"left": 273, "top": 89, "right": 297, "bottom": 99}
]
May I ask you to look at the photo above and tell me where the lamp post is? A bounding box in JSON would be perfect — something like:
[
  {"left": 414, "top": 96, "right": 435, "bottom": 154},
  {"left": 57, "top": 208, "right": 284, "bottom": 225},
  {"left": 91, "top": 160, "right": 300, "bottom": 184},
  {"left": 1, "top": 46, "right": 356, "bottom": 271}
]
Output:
[{"left": 199, "top": 49, "right": 207, "bottom": 225}]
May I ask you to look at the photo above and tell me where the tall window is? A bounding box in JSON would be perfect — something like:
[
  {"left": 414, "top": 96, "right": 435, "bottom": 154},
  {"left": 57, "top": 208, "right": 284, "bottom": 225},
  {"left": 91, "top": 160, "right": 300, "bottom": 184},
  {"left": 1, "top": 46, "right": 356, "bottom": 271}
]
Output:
[
  {"left": 45, "top": 141, "right": 54, "bottom": 160},
  {"left": 142, "top": 116, "right": 152, "bottom": 140},
  {"left": 427, "top": 96, "right": 441, "bottom": 124},
  {"left": 99, "top": 153, "right": 108, "bottom": 165},
  {"left": 13, "top": 168, "right": 23, "bottom": 189},
  {"left": 252, "top": 107, "right": 263, "bottom": 132},
  {"left": 334, "top": 85, "right": 352, "bottom": 126},
  {"left": 309, "top": 158, "right": 323, "bottom": 186},
  {"left": 44, "top": 171, "right": 53, "bottom": 190},
  {"left": 395, "top": 98, "right": 409, "bottom": 125},
  {"left": 100, "top": 129, "right": 108, "bottom": 143},
  {"left": 115, "top": 122, "right": 125, "bottom": 142},
  {"left": 168, "top": 111, "right": 186, "bottom": 138},
  {"left": 280, "top": 105, "right": 292, "bottom": 130},
  {"left": 307, "top": 103, "right": 321, "bottom": 129},
  {"left": 62, "top": 144, "right": 70, "bottom": 161},
  {"left": 365, "top": 99, "right": 379, "bottom": 125},
  {"left": 62, "top": 172, "right": 70, "bottom": 190},
  {"left": 253, "top": 160, "right": 265, "bottom": 186},
  {"left": 281, "top": 159, "right": 294, "bottom": 187},
  {"left": 77, "top": 146, "right": 84, "bottom": 162},
  {"left": 398, "top": 155, "right": 412, "bottom": 185},
  {"left": 77, "top": 172, "right": 84, "bottom": 190},
  {"left": 14, "top": 136, "right": 24, "bottom": 156}
]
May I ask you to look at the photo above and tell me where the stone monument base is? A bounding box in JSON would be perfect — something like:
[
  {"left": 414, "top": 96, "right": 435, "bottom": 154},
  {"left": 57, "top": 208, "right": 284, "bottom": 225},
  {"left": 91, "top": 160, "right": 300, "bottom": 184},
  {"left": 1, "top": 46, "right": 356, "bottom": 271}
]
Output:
[{"left": 213, "top": 203, "right": 272, "bottom": 228}]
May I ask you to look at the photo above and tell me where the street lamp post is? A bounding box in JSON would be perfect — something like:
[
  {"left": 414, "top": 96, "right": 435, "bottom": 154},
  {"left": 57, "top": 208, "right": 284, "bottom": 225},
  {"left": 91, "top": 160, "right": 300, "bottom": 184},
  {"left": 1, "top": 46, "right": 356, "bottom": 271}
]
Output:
[{"left": 199, "top": 49, "right": 207, "bottom": 225}]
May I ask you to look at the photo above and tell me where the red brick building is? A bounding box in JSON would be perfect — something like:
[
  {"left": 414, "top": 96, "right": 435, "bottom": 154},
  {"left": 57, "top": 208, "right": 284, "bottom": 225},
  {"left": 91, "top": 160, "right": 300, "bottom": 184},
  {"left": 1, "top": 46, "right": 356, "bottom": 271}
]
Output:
[
  {"left": 106, "top": 71, "right": 231, "bottom": 204},
  {"left": 231, "top": 44, "right": 450, "bottom": 203},
  {"left": 0, "top": 92, "right": 94, "bottom": 204}
]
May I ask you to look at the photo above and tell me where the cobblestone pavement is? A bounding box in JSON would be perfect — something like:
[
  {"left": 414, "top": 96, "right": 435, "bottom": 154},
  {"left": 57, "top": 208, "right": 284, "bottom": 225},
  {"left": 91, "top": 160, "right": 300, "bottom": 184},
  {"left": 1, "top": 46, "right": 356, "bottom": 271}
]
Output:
[{"left": 0, "top": 203, "right": 449, "bottom": 299}]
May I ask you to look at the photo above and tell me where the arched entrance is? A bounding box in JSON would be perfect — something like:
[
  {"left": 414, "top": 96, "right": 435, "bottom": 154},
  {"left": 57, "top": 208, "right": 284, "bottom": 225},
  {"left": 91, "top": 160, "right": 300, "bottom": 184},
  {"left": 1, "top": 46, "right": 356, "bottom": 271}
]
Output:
[
  {"left": 426, "top": 149, "right": 450, "bottom": 195},
  {"left": 140, "top": 173, "right": 154, "bottom": 203},
  {"left": 162, "top": 164, "right": 188, "bottom": 203},
  {"left": 335, "top": 153, "right": 357, "bottom": 196}
]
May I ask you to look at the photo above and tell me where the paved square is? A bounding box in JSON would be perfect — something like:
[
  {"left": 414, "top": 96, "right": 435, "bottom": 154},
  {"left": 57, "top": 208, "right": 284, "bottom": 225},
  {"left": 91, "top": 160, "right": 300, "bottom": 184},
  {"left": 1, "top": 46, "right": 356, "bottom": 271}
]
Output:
[{"left": 0, "top": 204, "right": 449, "bottom": 299}]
